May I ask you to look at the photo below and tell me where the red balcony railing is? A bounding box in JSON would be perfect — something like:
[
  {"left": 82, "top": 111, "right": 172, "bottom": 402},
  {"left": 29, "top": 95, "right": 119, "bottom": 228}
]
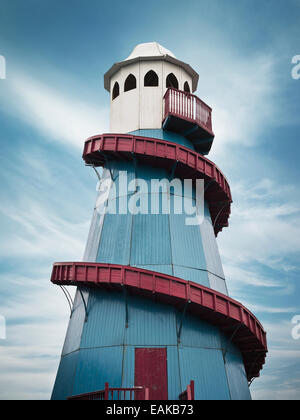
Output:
[
  {"left": 163, "top": 88, "right": 213, "bottom": 136},
  {"left": 68, "top": 382, "right": 150, "bottom": 401},
  {"left": 179, "top": 380, "right": 195, "bottom": 401}
]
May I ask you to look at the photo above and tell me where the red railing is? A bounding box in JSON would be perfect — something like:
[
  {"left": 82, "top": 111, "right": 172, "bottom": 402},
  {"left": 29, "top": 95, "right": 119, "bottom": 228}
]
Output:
[
  {"left": 51, "top": 262, "right": 268, "bottom": 381},
  {"left": 179, "top": 380, "right": 195, "bottom": 400},
  {"left": 164, "top": 88, "right": 213, "bottom": 135},
  {"left": 82, "top": 133, "right": 232, "bottom": 235},
  {"left": 68, "top": 382, "right": 150, "bottom": 401}
]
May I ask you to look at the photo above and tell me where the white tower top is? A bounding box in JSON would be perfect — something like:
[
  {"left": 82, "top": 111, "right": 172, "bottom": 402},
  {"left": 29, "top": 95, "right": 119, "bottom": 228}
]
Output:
[
  {"left": 125, "top": 42, "right": 176, "bottom": 60},
  {"left": 104, "top": 42, "right": 199, "bottom": 134}
]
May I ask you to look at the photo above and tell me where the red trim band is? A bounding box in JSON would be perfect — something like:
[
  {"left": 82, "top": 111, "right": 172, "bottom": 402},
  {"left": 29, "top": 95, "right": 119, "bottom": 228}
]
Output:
[
  {"left": 51, "top": 262, "right": 267, "bottom": 381},
  {"left": 82, "top": 134, "right": 232, "bottom": 236}
]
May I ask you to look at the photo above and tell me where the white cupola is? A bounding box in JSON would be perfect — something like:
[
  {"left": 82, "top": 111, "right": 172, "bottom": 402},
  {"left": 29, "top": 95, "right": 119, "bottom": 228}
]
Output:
[{"left": 104, "top": 42, "right": 199, "bottom": 134}]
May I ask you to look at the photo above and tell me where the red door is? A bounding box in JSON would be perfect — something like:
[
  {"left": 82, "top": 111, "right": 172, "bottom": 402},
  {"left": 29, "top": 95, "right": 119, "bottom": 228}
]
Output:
[{"left": 134, "top": 348, "right": 168, "bottom": 400}]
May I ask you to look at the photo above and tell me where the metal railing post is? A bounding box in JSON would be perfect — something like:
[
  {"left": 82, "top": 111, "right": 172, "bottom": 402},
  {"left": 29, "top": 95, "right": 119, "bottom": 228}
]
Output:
[
  {"left": 104, "top": 382, "right": 109, "bottom": 400},
  {"left": 190, "top": 380, "right": 195, "bottom": 400}
]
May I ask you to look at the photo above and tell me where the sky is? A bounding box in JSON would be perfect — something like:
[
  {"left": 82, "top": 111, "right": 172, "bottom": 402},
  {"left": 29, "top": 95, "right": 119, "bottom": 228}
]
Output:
[{"left": 0, "top": 0, "right": 299, "bottom": 400}]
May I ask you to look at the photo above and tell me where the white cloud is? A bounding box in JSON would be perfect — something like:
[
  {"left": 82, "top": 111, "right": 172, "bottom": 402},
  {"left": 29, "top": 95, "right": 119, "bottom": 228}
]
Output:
[
  {"left": 223, "top": 264, "right": 282, "bottom": 289},
  {"left": 188, "top": 48, "right": 282, "bottom": 162},
  {"left": 0, "top": 200, "right": 89, "bottom": 260},
  {"left": 3, "top": 72, "right": 109, "bottom": 149},
  {"left": 262, "top": 320, "right": 300, "bottom": 346},
  {"left": 252, "top": 386, "right": 300, "bottom": 401},
  {"left": 240, "top": 300, "right": 298, "bottom": 314},
  {"left": 250, "top": 319, "right": 300, "bottom": 400},
  {"left": 0, "top": 271, "right": 74, "bottom": 400},
  {"left": 219, "top": 178, "right": 300, "bottom": 269}
]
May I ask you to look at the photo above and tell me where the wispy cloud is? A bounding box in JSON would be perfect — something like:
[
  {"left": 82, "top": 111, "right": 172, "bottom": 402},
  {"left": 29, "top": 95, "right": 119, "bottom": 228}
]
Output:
[
  {"left": 0, "top": 200, "right": 88, "bottom": 259},
  {"left": 219, "top": 178, "right": 300, "bottom": 269},
  {"left": 0, "top": 3, "right": 299, "bottom": 400},
  {"left": 0, "top": 271, "right": 73, "bottom": 400},
  {"left": 2, "top": 71, "right": 109, "bottom": 148},
  {"left": 187, "top": 47, "right": 282, "bottom": 162},
  {"left": 223, "top": 264, "right": 282, "bottom": 288},
  {"left": 240, "top": 300, "right": 299, "bottom": 314},
  {"left": 250, "top": 318, "right": 300, "bottom": 400}
]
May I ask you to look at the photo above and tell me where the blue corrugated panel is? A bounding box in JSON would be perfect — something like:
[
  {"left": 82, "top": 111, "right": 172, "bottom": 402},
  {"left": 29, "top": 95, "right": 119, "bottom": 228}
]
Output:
[
  {"left": 135, "top": 264, "right": 173, "bottom": 276},
  {"left": 166, "top": 346, "right": 182, "bottom": 399},
  {"left": 107, "top": 162, "right": 137, "bottom": 201},
  {"left": 169, "top": 213, "right": 207, "bottom": 272},
  {"left": 83, "top": 208, "right": 105, "bottom": 262},
  {"left": 130, "top": 214, "right": 172, "bottom": 265},
  {"left": 128, "top": 129, "right": 196, "bottom": 150},
  {"left": 97, "top": 213, "right": 133, "bottom": 265},
  {"left": 177, "top": 312, "right": 222, "bottom": 349},
  {"left": 178, "top": 347, "right": 230, "bottom": 400},
  {"left": 125, "top": 295, "right": 177, "bottom": 346},
  {"left": 208, "top": 272, "right": 228, "bottom": 296},
  {"left": 173, "top": 265, "right": 209, "bottom": 287},
  {"left": 121, "top": 345, "right": 135, "bottom": 389},
  {"left": 224, "top": 351, "right": 251, "bottom": 400},
  {"left": 200, "top": 202, "right": 228, "bottom": 294},
  {"left": 72, "top": 347, "right": 123, "bottom": 397},
  {"left": 135, "top": 163, "right": 169, "bottom": 184},
  {"left": 220, "top": 332, "right": 242, "bottom": 356},
  {"left": 84, "top": 168, "right": 113, "bottom": 262},
  {"left": 62, "top": 288, "right": 89, "bottom": 356},
  {"left": 81, "top": 289, "right": 126, "bottom": 348},
  {"left": 51, "top": 351, "right": 79, "bottom": 400},
  {"left": 52, "top": 289, "right": 250, "bottom": 400}
]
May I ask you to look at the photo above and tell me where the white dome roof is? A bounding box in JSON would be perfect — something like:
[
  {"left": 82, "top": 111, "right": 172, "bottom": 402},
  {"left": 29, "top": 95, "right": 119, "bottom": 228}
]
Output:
[
  {"left": 104, "top": 42, "right": 199, "bottom": 92},
  {"left": 125, "top": 42, "right": 176, "bottom": 61}
]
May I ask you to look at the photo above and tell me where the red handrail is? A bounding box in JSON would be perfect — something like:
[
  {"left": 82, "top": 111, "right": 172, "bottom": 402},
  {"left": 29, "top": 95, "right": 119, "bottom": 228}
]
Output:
[
  {"left": 82, "top": 133, "right": 232, "bottom": 235},
  {"left": 51, "top": 262, "right": 267, "bottom": 381},
  {"left": 179, "top": 380, "right": 195, "bottom": 400},
  {"left": 68, "top": 382, "right": 150, "bottom": 401},
  {"left": 164, "top": 88, "right": 213, "bottom": 134}
]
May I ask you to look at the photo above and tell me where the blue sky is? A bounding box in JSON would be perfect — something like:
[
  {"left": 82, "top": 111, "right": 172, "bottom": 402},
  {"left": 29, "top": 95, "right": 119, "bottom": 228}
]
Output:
[{"left": 0, "top": 0, "right": 299, "bottom": 400}]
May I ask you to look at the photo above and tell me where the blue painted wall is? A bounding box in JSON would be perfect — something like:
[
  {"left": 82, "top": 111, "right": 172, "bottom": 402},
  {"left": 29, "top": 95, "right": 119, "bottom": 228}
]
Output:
[
  {"left": 128, "top": 129, "right": 196, "bottom": 151},
  {"left": 52, "top": 130, "right": 246, "bottom": 400},
  {"left": 83, "top": 160, "right": 226, "bottom": 293},
  {"left": 52, "top": 289, "right": 251, "bottom": 400}
]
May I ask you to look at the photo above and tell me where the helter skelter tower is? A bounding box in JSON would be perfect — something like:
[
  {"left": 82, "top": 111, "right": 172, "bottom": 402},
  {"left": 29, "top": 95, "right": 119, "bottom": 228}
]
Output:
[{"left": 50, "top": 43, "right": 267, "bottom": 400}]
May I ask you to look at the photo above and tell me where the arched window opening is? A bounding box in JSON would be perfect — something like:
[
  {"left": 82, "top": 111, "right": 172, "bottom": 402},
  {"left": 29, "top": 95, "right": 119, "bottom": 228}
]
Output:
[
  {"left": 144, "top": 70, "right": 159, "bottom": 87},
  {"left": 112, "top": 82, "right": 120, "bottom": 100},
  {"left": 124, "top": 74, "right": 137, "bottom": 92},
  {"left": 184, "top": 81, "right": 191, "bottom": 93},
  {"left": 166, "top": 73, "right": 178, "bottom": 89}
]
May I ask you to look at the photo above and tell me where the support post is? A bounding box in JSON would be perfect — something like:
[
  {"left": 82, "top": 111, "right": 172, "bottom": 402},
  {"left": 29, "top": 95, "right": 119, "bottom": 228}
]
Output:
[
  {"left": 222, "top": 323, "right": 243, "bottom": 362},
  {"left": 123, "top": 286, "right": 129, "bottom": 328},
  {"left": 190, "top": 380, "right": 195, "bottom": 400},
  {"left": 104, "top": 382, "right": 109, "bottom": 400},
  {"left": 78, "top": 288, "right": 88, "bottom": 322},
  {"left": 144, "top": 387, "right": 150, "bottom": 400},
  {"left": 169, "top": 159, "right": 178, "bottom": 181},
  {"left": 177, "top": 300, "right": 190, "bottom": 342}
]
